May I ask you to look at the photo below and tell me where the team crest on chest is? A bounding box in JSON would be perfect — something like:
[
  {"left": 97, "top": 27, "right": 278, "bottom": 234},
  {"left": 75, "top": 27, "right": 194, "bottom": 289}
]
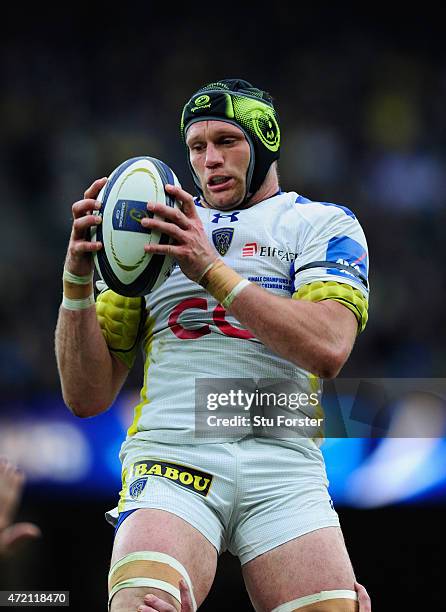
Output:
[{"left": 212, "top": 228, "right": 234, "bottom": 256}]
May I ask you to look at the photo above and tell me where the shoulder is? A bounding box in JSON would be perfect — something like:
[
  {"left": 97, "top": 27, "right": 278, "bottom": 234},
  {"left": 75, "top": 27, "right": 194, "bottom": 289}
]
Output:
[
  {"left": 253, "top": 191, "right": 363, "bottom": 238},
  {"left": 288, "top": 194, "right": 367, "bottom": 245},
  {"left": 269, "top": 190, "right": 358, "bottom": 221},
  {"left": 293, "top": 193, "right": 358, "bottom": 221}
]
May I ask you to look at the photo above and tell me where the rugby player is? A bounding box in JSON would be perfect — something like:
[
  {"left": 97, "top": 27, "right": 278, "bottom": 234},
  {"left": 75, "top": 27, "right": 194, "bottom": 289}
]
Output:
[{"left": 55, "top": 79, "right": 370, "bottom": 611}]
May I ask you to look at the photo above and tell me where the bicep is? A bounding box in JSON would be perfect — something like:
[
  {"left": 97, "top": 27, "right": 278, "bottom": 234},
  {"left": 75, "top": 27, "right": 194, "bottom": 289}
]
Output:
[
  {"left": 317, "top": 299, "right": 358, "bottom": 354},
  {"left": 291, "top": 287, "right": 360, "bottom": 376}
]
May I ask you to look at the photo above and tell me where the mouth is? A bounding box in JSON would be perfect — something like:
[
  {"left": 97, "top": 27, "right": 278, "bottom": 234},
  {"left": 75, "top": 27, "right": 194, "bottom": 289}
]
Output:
[{"left": 207, "top": 175, "right": 233, "bottom": 192}]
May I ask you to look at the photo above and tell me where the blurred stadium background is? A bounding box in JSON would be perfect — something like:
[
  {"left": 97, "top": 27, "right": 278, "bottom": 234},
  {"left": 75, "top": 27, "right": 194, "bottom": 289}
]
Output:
[{"left": 1, "top": 7, "right": 445, "bottom": 610}]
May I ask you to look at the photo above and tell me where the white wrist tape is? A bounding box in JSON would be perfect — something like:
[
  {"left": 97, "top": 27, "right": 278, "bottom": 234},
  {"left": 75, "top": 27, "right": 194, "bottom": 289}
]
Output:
[
  {"left": 221, "top": 279, "right": 251, "bottom": 309},
  {"left": 62, "top": 294, "right": 95, "bottom": 310},
  {"left": 63, "top": 268, "right": 94, "bottom": 285}
]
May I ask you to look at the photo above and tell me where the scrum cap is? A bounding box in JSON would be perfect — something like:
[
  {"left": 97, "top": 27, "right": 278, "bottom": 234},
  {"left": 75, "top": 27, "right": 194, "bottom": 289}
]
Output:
[{"left": 180, "top": 78, "right": 280, "bottom": 202}]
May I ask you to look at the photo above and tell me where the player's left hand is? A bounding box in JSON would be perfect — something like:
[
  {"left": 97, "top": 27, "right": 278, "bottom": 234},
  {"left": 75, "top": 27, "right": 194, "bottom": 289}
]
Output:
[
  {"left": 141, "top": 184, "right": 218, "bottom": 283},
  {"left": 136, "top": 579, "right": 194, "bottom": 612}
]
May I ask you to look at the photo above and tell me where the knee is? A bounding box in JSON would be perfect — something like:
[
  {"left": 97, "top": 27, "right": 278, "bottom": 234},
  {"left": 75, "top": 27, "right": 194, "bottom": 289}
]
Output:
[{"left": 108, "top": 551, "right": 196, "bottom": 611}]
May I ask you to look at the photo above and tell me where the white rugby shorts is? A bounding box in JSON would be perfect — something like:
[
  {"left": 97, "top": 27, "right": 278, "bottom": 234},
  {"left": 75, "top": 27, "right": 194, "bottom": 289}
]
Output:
[{"left": 106, "top": 436, "right": 339, "bottom": 565}]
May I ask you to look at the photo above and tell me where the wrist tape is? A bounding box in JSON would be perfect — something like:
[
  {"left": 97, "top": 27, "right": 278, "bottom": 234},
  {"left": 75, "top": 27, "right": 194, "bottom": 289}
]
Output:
[
  {"left": 62, "top": 268, "right": 94, "bottom": 309},
  {"left": 198, "top": 259, "right": 250, "bottom": 308},
  {"left": 62, "top": 294, "right": 95, "bottom": 310},
  {"left": 63, "top": 268, "right": 94, "bottom": 284}
]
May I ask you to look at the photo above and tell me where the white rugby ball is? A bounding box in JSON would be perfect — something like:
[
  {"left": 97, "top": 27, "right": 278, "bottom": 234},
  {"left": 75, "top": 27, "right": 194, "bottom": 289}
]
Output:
[{"left": 91, "top": 156, "right": 181, "bottom": 297}]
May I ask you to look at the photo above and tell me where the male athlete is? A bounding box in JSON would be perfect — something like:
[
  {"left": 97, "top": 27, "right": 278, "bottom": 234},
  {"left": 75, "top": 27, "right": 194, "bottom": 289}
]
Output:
[{"left": 55, "top": 79, "right": 370, "bottom": 611}]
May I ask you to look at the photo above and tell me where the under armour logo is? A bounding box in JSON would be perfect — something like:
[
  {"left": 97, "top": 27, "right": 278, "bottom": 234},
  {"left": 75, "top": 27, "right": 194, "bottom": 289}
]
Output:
[{"left": 211, "top": 212, "right": 240, "bottom": 224}]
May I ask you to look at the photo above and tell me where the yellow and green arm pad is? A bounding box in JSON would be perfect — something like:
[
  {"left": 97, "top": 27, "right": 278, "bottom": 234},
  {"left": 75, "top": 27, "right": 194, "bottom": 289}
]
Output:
[
  {"left": 292, "top": 280, "right": 368, "bottom": 333},
  {"left": 96, "top": 290, "right": 146, "bottom": 369}
]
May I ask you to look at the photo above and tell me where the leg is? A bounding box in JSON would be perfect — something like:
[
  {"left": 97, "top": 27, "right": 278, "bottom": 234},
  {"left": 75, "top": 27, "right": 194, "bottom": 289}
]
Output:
[
  {"left": 110, "top": 508, "right": 217, "bottom": 611},
  {"left": 242, "top": 526, "right": 357, "bottom": 612}
]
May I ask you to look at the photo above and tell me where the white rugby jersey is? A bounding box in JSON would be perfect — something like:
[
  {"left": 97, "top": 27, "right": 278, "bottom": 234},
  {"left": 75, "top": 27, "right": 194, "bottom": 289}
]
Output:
[{"left": 124, "top": 190, "right": 369, "bottom": 447}]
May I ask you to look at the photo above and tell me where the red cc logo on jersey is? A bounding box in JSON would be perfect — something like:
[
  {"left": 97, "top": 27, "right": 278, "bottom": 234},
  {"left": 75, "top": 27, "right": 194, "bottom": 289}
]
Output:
[{"left": 168, "top": 298, "right": 254, "bottom": 340}]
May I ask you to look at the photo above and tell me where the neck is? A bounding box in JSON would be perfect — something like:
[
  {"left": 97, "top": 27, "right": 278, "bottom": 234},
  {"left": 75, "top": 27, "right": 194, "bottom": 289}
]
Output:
[{"left": 246, "top": 165, "right": 280, "bottom": 207}]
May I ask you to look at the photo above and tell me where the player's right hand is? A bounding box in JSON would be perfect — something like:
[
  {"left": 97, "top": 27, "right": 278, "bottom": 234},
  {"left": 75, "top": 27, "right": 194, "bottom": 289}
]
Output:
[
  {"left": 65, "top": 177, "right": 107, "bottom": 277},
  {"left": 137, "top": 580, "right": 194, "bottom": 612}
]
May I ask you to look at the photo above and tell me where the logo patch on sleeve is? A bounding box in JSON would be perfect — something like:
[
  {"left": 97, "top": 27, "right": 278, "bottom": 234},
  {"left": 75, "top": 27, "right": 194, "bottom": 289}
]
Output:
[
  {"left": 326, "top": 236, "right": 368, "bottom": 279},
  {"left": 129, "top": 460, "right": 213, "bottom": 497}
]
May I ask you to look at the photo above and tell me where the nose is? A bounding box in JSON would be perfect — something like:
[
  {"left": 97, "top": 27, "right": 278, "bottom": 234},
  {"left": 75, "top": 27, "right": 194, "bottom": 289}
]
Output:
[{"left": 205, "top": 143, "right": 223, "bottom": 168}]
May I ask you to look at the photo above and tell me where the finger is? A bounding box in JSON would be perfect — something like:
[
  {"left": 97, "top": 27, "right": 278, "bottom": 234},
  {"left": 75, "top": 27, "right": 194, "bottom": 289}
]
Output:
[
  {"left": 70, "top": 240, "right": 103, "bottom": 254},
  {"left": 84, "top": 177, "right": 108, "bottom": 200},
  {"left": 8, "top": 467, "right": 25, "bottom": 505},
  {"left": 144, "top": 243, "right": 178, "bottom": 257},
  {"left": 142, "top": 593, "right": 176, "bottom": 611},
  {"left": 141, "top": 217, "right": 185, "bottom": 242},
  {"left": 165, "top": 184, "right": 197, "bottom": 217},
  {"left": 72, "top": 214, "right": 102, "bottom": 238},
  {"left": 0, "top": 460, "right": 23, "bottom": 489},
  {"left": 72, "top": 198, "right": 102, "bottom": 219},
  {"left": 0, "top": 465, "right": 24, "bottom": 524},
  {"left": 355, "top": 582, "right": 371, "bottom": 611},
  {"left": 0, "top": 523, "right": 41, "bottom": 555},
  {"left": 147, "top": 202, "right": 190, "bottom": 230},
  {"left": 179, "top": 580, "right": 193, "bottom": 612}
]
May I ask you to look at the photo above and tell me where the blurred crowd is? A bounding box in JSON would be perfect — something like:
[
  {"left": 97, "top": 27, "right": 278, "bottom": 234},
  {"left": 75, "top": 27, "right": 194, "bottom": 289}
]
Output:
[{"left": 1, "top": 12, "right": 445, "bottom": 397}]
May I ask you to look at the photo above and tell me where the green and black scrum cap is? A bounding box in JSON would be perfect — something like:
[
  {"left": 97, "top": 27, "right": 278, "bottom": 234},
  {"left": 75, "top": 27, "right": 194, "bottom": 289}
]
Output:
[{"left": 180, "top": 78, "right": 281, "bottom": 202}]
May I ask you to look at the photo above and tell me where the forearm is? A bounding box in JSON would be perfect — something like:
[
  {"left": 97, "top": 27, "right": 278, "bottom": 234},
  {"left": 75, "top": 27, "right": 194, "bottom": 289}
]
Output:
[
  {"left": 55, "top": 304, "right": 118, "bottom": 416},
  {"left": 229, "top": 283, "right": 354, "bottom": 377},
  {"left": 56, "top": 176, "right": 122, "bottom": 415},
  {"left": 198, "top": 259, "right": 357, "bottom": 378}
]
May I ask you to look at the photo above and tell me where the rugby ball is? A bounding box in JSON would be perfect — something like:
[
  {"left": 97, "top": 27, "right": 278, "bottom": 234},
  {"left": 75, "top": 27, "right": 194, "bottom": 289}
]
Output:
[{"left": 91, "top": 156, "right": 181, "bottom": 297}]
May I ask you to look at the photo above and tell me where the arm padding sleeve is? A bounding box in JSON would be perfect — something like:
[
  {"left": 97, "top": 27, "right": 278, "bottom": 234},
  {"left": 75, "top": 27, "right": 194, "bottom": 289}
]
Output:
[
  {"left": 95, "top": 290, "right": 146, "bottom": 369},
  {"left": 293, "top": 280, "right": 368, "bottom": 333}
]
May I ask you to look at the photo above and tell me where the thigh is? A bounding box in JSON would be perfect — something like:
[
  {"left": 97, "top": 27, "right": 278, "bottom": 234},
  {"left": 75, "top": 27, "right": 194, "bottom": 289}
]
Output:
[
  {"left": 110, "top": 508, "right": 218, "bottom": 611},
  {"left": 242, "top": 526, "right": 356, "bottom": 612},
  {"left": 229, "top": 437, "right": 339, "bottom": 565}
]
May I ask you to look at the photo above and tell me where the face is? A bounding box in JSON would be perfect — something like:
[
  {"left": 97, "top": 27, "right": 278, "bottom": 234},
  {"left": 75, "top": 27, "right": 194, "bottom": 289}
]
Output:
[{"left": 186, "top": 120, "right": 251, "bottom": 210}]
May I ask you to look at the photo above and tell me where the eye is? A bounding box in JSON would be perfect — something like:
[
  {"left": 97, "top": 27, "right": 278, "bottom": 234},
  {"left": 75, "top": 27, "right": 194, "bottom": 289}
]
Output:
[{"left": 190, "top": 143, "right": 205, "bottom": 153}]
